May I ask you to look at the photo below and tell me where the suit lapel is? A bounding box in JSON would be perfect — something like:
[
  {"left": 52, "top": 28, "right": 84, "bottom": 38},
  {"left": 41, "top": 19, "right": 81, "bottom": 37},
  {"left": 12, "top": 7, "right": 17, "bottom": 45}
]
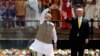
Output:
[{"left": 76, "top": 17, "right": 79, "bottom": 29}]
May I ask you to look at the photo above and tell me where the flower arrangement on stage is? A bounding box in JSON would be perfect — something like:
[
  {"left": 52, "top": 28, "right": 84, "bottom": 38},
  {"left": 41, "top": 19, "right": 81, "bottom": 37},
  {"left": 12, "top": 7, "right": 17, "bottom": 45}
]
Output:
[
  {"left": 0, "top": 48, "right": 100, "bottom": 56},
  {"left": 54, "top": 49, "right": 100, "bottom": 56}
]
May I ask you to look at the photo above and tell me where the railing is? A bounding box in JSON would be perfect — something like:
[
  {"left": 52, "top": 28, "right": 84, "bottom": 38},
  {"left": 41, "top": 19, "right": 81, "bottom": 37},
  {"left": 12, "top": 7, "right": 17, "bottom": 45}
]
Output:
[
  {"left": 88, "top": 19, "right": 100, "bottom": 40},
  {"left": 0, "top": 19, "right": 100, "bottom": 40}
]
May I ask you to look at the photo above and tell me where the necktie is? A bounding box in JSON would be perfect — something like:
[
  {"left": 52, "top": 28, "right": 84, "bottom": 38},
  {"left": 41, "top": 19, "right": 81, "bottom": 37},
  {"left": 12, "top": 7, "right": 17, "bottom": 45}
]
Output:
[
  {"left": 77, "top": 17, "right": 81, "bottom": 37},
  {"left": 78, "top": 17, "right": 81, "bottom": 29}
]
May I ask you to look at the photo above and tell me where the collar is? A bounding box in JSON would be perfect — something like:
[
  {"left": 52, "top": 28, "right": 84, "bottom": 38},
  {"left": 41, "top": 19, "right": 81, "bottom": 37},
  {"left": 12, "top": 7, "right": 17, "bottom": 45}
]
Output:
[{"left": 78, "top": 16, "right": 82, "bottom": 21}]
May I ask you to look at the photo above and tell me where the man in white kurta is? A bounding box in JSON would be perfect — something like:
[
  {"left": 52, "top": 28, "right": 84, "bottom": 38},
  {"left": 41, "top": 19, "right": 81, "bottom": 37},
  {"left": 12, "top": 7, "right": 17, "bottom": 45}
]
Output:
[{"left": 29, "top": 4, "right": 57, "bottom": 56}]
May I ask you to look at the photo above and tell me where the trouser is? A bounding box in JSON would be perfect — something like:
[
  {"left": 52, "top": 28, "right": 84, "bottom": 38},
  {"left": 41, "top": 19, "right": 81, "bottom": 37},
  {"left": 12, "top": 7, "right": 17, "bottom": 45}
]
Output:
[
  {"left": 70, "top": 39, "right": 85, "bottom": 56},
  {"left": 71, "top": 45, "right": 84, "bottom": 56}
]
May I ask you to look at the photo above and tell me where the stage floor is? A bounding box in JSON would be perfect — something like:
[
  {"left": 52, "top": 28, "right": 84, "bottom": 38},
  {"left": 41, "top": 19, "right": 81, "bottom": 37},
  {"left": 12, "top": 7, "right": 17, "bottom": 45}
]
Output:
[{"left": 0, "top": 40, "right": 100, "bottom": 49}]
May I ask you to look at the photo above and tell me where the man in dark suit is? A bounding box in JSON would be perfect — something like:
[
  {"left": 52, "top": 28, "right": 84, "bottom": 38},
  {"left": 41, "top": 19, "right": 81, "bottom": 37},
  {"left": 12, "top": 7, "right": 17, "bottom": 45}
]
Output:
[{"left": 65, "top": 8, "right": 90, "bottom": 56}]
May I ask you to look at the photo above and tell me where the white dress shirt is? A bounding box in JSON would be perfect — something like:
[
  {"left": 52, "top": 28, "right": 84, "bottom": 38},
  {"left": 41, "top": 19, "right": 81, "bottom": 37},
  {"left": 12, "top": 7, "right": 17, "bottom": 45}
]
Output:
[{"left": 78, "top": 16, "right": 82, "bottom": 28}]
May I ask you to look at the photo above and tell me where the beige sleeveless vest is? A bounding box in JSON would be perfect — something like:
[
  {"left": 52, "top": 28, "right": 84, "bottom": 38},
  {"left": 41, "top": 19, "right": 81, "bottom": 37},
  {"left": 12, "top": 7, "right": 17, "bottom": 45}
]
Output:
[{"left": 36, "top": 21, "right": 53, "bottom": 44}]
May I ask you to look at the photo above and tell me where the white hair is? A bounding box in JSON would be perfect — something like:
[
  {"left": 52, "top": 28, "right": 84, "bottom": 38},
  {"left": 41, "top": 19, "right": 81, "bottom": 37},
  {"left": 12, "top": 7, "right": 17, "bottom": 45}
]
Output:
[
  {"left": 45, "top": 13, "right": 52, "bottom": 18},
  {"left": 45, "top": 13, "right": 52, "bottom": 20}
]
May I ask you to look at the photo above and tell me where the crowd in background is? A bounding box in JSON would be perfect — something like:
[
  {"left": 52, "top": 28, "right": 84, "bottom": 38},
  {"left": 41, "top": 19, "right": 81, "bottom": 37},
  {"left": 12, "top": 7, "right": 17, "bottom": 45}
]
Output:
[
  {"left": 0, "top": 0, "right": 100, "bottom": 28},
  {"left": 54, "top": 49, "right": 100, "bottom": 56},
  {"left": 0, "top": 0, "right": 16, "bottom": 28},
  {"left": 0, "top": 0, "right": 40, "bottom": 28},
  {"left": 0, "top": 0, "right": 100, "bottom": 56},
  {"left": 0, "top": 0, "right": 33, "bottom": 28}
]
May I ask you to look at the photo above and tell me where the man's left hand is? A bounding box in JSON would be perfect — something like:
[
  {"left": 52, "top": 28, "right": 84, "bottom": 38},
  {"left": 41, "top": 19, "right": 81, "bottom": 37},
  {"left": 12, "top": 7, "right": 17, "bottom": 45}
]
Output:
[
  {"left": 49, "top": 4, "right": 58, "bottom": 9},
  {"left": 54, "top": 43, "right": 57, "bottom": 50},
  {"left": 85, "top": 38, "right": 89, "bottom": 44}
]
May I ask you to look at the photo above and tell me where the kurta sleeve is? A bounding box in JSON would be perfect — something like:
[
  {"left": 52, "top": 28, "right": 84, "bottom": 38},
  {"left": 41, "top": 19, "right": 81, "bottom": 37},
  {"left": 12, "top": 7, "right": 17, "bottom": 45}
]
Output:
[
  {"left": 52, "top": 24, "right": 57, "bottom": 44},
  {"left": 40, "top": 8, "right": 50, "bottom": 24}
]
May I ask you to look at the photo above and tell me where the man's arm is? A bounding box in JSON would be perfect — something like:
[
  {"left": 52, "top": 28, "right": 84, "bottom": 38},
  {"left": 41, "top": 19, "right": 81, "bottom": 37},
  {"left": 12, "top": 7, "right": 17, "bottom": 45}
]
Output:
[
  {"left": 52, "top": 23, "right": 57, "bottom": 50},
  {"left": 52, "top": 26, "right": 57, "bottom": 44},
  {"left": 65, "top": 17, "right": 74, "bottom": 24},
  {"left": 40, "top": 8, "right": 50, "bottom": 24},
  {"left": 61, "top": 11, "right": 73, "bottom": 23},
  {"left": 85, "top": 20, "right": 90, "bottom": 44},
  {"left": 40, "top": 4, "right": 58, "bottom": 24},
  {"left": 86, "top": 20, "right": 90, "bottom": 38}
]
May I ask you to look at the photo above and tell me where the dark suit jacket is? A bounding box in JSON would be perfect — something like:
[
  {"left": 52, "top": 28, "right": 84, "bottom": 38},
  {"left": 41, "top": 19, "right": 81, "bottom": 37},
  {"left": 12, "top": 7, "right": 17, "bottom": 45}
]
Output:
[{"left": 66, "top": 17, "right": 90, "bottom": 41}]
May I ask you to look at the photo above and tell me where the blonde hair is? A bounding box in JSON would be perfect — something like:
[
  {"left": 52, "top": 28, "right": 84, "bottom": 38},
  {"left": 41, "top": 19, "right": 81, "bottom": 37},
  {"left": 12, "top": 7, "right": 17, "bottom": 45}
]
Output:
[{"left": 76, "top": 8, "right": 84, "bottom": 12}]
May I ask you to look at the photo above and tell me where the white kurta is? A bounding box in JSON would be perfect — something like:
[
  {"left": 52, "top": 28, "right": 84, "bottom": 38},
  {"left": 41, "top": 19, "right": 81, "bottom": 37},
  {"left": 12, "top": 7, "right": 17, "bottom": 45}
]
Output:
[
  {"left": 29, "top": 39, "right": 54, "bottom": 56},
  {"left": 85, "top": 0, "right": 98, "bottom": 28},
  {"left": 29, "top": 22, "right": 57, "bottom": 56},
  {"left": 29, "top": 8, "right": 57, "bottom": 56}
]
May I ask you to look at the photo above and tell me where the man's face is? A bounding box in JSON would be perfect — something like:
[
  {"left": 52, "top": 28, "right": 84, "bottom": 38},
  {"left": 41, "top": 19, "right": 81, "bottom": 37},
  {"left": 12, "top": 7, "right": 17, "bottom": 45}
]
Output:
[
  {"left": 76, "top": 9, "right": 84, "bottom": 17},
  {"left": 45, "top": 13, "right": 52, "bottom": 21}
]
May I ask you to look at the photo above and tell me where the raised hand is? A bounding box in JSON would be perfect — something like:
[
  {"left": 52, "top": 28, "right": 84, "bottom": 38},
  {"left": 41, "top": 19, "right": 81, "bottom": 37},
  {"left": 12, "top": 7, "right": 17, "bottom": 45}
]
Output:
[{"left": 49, "top": 4, "right": 58, "bottom": 9}]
